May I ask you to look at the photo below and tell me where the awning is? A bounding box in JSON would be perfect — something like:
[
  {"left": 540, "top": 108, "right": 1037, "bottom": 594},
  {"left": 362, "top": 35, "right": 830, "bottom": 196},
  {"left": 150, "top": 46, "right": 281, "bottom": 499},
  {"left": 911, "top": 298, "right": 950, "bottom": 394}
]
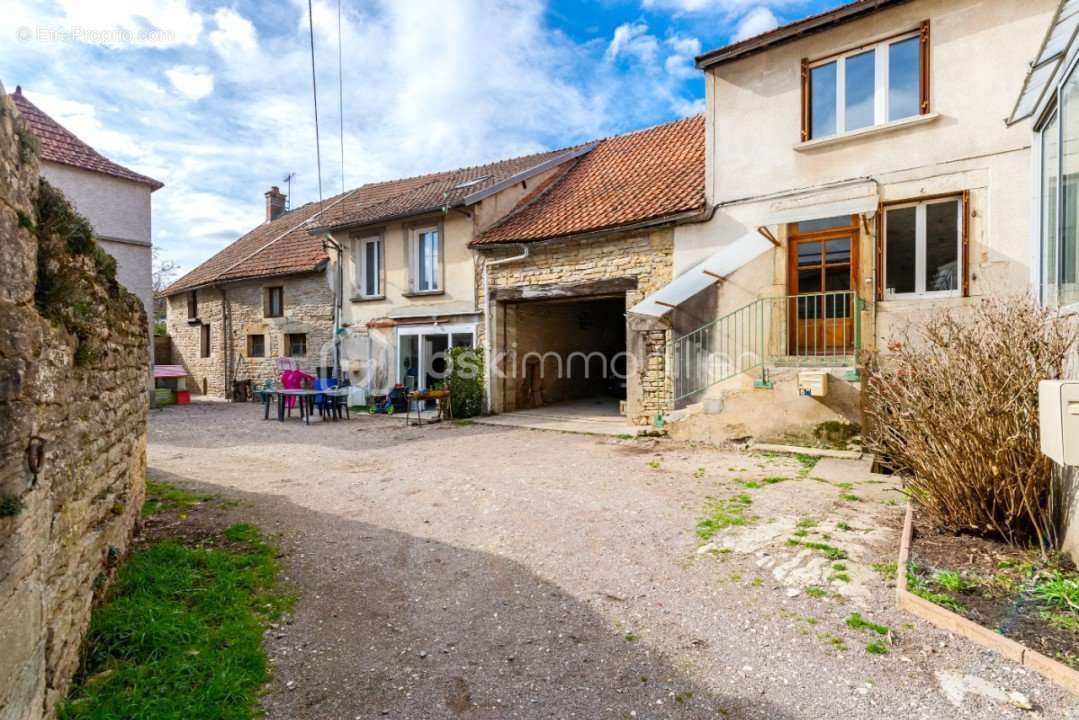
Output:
[
  {"left": 761, "top": 194, "right": 879, "bottom": 227},
  {"left": 630, "top": 233, "right": 774, "bottom": 317}
]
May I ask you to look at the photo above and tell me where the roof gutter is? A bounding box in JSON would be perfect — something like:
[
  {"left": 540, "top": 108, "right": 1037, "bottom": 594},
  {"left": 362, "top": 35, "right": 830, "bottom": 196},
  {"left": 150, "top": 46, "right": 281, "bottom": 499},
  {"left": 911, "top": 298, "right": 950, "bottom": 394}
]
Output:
[{"left": 695, "top": 0, "right": 910, "bottom": 70}]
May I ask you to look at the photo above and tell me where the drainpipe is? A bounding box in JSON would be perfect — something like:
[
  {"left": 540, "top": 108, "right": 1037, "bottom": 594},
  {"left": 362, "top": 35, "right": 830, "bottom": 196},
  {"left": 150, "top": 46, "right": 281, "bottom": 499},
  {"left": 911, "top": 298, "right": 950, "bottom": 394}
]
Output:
[
  {"left": 323, "top": 232, "right": 345, "bottom": 382},
  {"left": 482, "top": 243, "right": 529, "bottom": 415}
]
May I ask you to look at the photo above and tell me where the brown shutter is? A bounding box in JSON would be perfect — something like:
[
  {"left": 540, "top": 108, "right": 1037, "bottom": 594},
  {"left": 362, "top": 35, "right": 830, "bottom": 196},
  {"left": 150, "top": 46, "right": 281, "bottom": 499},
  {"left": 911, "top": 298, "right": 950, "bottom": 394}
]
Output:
[
  {"left": 801, "top": 58, "right": 810, "bottom": 141},
  {"left": 961, "top": 190, "right": 971, "bottom": 297},
  {"left": 875, "top": 204, "right": 884, "bottom": 302},
  {"left": 919, "top": 20, "right": 931, "bottom": 114}
]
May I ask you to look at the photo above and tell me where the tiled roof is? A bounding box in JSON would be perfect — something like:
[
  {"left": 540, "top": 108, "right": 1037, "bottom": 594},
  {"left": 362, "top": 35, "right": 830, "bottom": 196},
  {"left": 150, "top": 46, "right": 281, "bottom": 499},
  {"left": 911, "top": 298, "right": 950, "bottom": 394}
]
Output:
[
  {"left": 163, "top": 192, "right": 350, "bottom": 295},
  {"left": 10, "top": 88, "right": 163, "bottom": 190},
  {"left": 473, "top": 115, "right": 705, "bottom": 246},
  {"left": 309, "top": 146, "right": 587, "bottom": 232}
]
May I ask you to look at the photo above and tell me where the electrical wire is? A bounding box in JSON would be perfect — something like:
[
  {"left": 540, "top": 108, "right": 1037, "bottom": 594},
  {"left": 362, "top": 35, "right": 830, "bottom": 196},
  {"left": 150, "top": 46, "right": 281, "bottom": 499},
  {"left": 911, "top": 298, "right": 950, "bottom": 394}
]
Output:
[
  {"left": 338, "top": 0, "right": 345, "bottom": 194},
  {"left": 307, "top": 0, "right": 324, "bottom": 212}
]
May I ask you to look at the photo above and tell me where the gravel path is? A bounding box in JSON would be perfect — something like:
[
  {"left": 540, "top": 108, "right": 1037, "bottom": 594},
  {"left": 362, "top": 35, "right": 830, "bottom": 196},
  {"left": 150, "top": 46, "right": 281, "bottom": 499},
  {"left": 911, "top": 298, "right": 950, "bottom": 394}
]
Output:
[{"left": 149, "top": 402, "right": 1078, "bottom": 719}]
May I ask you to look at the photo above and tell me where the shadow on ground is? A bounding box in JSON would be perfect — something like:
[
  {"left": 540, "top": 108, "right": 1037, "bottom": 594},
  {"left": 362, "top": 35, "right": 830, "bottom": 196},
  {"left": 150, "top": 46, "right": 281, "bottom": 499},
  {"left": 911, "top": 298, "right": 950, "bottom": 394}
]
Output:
[{"left": 149, "top": 468, "right": 799, "bottom": 720}]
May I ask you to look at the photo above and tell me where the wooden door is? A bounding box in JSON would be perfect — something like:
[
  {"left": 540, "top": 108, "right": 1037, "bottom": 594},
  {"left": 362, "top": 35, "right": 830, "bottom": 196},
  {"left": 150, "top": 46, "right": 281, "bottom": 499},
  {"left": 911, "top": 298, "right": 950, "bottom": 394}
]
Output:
[{"left": 787, "top": 217, "right": 858, "bottom": 356}]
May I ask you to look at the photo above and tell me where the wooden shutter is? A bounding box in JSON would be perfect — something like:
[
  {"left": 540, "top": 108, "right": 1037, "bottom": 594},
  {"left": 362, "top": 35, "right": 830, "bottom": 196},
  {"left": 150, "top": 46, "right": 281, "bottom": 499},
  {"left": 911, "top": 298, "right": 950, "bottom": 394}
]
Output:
[
  {"left": 962, "top": 190, "right": 971, "bottom": 297},
  {"left": 919, "top": 20, "right": 931, "bottom": 114},
  {"left": 800, "top": 57, "right": 811, "bottom": 141}
]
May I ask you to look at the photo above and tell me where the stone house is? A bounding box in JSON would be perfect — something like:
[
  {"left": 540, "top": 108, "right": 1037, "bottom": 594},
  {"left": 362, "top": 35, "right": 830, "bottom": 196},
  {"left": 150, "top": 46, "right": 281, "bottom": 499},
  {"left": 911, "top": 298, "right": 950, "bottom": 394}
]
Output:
[
  {"left": 163, "top": 188, "right": 343, "bottom": 398},
  {"left": 306, "top": 146, "right": 594, "bottom": 399},
  {"left": 10, "top": 87, "right": 163, "bottom": 374},
  {"left": 471, "top": 116, "right": 707, "bottom": 427},
  {"left": 631, "top": 0, "right": 1056, "bottom": 442}
]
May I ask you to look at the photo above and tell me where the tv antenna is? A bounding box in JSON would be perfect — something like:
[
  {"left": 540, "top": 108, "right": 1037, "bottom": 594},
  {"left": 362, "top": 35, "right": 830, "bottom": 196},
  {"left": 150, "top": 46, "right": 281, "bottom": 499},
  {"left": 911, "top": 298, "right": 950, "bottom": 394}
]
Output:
[{"left": 282, "top": 172, "right": 296, "bottom": 210}]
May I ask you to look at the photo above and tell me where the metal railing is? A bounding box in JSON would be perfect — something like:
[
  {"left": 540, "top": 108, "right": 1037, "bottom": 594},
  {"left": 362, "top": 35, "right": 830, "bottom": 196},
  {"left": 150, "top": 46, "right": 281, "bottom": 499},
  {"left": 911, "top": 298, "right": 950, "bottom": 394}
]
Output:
[{"left": 671, "top": 291, "right": 861, "bottom": 402}]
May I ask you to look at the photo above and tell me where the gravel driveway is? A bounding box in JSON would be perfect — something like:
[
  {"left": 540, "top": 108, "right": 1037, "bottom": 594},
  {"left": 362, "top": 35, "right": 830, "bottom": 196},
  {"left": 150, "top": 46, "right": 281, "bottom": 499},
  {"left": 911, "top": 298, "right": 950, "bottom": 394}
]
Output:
[{"left": 149, "top": 402, "right": 1078, "bottom": 719}]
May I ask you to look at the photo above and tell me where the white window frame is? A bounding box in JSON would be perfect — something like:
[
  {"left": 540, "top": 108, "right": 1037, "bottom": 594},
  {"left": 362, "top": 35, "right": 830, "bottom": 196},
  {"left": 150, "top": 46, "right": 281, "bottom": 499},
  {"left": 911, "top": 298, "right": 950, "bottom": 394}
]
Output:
[
  {"left": 355, "top": 235, "right": 382, "bottom": 298},
  {"left": 395, "top": 323, "right": 477, "bottom": 389},
  {"left": 408, "top": 225, "right": 442, "bottom": 294},
  {"left": 883, "top": 196, "right": 964, "bottom": 300},
  {"left": 809, "top": 29, "right": 921, "bottom": 139}
]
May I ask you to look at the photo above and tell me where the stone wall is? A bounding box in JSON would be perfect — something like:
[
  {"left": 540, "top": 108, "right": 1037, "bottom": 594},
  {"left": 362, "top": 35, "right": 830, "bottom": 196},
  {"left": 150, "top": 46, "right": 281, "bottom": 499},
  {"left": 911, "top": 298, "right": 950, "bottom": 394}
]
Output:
[
  {"left": 481, "top": 228, "right": 674, "bottom": 425},
  {"left": 0, "top": 84, "right": 148, "bottom": 720},
  {"left": 165, "top": 273, "right": 334, "bottom": 398}
]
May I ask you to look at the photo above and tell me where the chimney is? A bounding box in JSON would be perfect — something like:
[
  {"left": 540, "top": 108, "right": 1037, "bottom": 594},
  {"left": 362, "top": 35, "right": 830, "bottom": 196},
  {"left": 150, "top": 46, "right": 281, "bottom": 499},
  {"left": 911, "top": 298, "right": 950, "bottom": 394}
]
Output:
[{"left": 264, "top": 186, "right": 286, "bottom": 222}]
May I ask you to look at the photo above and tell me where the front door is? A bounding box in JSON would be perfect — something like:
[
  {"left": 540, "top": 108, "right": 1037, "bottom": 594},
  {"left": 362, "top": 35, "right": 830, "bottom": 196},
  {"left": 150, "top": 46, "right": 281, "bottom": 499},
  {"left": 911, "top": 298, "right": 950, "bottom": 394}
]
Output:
[{"left": 787, "top": 216, "right": 858, "bottom": 356}]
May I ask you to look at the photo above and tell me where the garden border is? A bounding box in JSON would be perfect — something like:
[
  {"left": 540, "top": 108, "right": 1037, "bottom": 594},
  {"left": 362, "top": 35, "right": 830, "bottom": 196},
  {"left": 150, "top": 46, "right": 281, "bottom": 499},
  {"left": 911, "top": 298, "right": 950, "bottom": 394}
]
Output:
[{"left": 896, "top": 503, "right": 1079, "bottom": 695}]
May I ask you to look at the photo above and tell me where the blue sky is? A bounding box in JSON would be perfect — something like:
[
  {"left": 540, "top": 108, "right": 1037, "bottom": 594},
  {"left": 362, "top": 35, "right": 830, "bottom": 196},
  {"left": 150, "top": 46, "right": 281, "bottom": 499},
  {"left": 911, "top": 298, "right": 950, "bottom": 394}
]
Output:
[{"left": 1, "top": 0, "right": 844, "bottom": 275}]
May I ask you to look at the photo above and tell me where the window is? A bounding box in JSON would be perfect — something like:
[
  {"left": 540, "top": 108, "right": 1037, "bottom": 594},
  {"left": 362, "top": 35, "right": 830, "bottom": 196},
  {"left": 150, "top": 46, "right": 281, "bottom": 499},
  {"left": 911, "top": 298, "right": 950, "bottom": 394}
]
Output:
[
  {"left": 187, "top": 291, "right": 198, "bottom": 319},
  {"left": 1036, "top": 59, "right": 1079, "bottom": 308},
  {"left": 355, "top": 235, "right": 382, "bottom": 297},
  {"left": 265, "top": 286, "right": 284, "bottom": 317},
  {"left": 883, "top": 198, "right": 963, "bottom": 298},
  {"left": 286, "top": 333, "right": 307, "bottom": 357},
  {"left": 247, "top": 334, "right": 265, "bottom": 358},
  {"left": 803, "top": 23, "right": 929, "bottom": 140},
  {"left": 200, "top": 324, "right": 210, "bottom": 358},
  {"left": 409, "top": 225, "right": 441, "bottom": 293}
]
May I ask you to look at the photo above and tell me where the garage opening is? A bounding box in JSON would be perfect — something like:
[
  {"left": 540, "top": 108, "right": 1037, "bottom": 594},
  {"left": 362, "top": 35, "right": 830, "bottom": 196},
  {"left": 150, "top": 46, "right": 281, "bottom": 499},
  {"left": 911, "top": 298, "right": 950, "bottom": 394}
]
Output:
[{"left": 507, "top": 296, "right": 627, "bottom": 413}]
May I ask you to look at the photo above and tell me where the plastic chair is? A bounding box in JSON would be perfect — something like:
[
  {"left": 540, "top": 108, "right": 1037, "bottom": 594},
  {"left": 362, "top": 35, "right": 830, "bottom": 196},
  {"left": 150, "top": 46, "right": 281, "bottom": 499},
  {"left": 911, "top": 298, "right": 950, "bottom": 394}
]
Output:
[{"left": 314, "top": 377, "right": 337, "bottom": 417}]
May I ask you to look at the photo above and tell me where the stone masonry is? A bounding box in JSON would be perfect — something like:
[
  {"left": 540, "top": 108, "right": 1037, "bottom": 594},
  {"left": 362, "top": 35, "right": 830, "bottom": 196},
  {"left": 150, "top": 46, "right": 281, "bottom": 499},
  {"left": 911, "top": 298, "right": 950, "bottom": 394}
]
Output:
[
  {"left": 165, "top": 272, "right": 335, "bottom": 398},
  {"left": 481, "top": 228, "right": 675, "bottom": 425},
  {"left": 0, "top": 84, "right": 149, "bottom": 720}
]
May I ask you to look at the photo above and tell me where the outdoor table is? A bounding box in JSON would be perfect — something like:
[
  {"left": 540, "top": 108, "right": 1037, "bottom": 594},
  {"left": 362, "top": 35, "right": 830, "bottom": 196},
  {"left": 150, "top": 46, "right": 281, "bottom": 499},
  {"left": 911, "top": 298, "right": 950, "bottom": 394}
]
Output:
[
  {"left": 406, "top": 389, "right": 452, "bottom": 426},
  {"left": 262, "top": 388, "right": 350, "bottom": 425}
]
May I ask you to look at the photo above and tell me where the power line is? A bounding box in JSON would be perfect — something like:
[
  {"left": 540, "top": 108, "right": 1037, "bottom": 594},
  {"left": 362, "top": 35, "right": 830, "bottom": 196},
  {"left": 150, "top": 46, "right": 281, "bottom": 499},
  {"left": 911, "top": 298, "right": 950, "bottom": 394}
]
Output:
[
  {"left": 306, "top": 0, "right": 324, "bottom": 212},
  {"left": 338, "top": 0, "right": 345, "bottom": 194}
]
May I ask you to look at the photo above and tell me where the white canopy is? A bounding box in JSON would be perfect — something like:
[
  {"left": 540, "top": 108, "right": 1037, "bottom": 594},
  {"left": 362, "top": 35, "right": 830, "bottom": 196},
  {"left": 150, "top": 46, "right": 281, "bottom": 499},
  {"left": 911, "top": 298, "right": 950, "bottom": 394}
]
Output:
[
  {"left": 761, "top": 194, "right": 879, "bottom": 227},
  {"left": 630, "top": 232, "right": 774, "bottom": 317}
]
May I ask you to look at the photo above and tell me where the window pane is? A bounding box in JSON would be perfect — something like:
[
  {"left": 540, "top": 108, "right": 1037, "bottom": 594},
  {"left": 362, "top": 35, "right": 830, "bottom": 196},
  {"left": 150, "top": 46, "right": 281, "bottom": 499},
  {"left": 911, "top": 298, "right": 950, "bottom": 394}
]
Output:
[
  {"left": 1042, "top": 112, "right": 1060, "bottom": 305},
  {"left": 845, "top": 50, "right": 875, "bottom": 131},
  {"left": 925, "top": 201, "right": 959, "bottom": 292},
  {"left": 797, "top": 267, "right": 822, "bottom": 294},
  {"left": 796, "top": 215, "right": 852, "bottom": 233},
  {"left": 1064, "top": 68, "right": 1079, "bottom": 305},
  {"left": 365, "top": 240, "right": 378, "bottom": 295},
  {"left": 824, "top": 264, "right": 851, "bottom": 292},
  {"left": 797, "top": 241, "right": 822, "bottom": 267},
  {"left": 885, "top": 206, "right": 917, "bottom": 294},
  {"left": 810, "top": 62, "right": 837, "bottom": 139},
  {"left": 825, "top": 239, "right": 851, "bottom": 263},
  {"left": 451, "top": 333, "right": 472, "bottom": 348},
  {"left": 888, "top": 36, "right": 920, "bottom": 121}
]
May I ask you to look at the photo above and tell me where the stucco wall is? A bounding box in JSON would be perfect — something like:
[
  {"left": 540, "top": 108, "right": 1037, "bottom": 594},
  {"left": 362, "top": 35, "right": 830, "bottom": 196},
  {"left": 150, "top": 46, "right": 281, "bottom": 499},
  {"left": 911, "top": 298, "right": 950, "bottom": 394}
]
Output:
[
  {"left": 0, "top": 88, "right": 148, "bottom": 720},
  {"left": 165, "top": 273, "right": 334, "bottom": 398},
  {"left": 39, "top": 162, "right": 153, "bottom": 316}
]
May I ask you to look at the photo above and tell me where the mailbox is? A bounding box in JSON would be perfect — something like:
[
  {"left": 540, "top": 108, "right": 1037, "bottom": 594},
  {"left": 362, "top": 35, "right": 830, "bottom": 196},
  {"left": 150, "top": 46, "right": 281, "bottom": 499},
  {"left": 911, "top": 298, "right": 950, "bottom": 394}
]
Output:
[
  {"left": 798, "top": 370, "right": 829, "bottom": 398},
  {"left": 1039, "top": 380, "right": 1079, "bottom": 466}
]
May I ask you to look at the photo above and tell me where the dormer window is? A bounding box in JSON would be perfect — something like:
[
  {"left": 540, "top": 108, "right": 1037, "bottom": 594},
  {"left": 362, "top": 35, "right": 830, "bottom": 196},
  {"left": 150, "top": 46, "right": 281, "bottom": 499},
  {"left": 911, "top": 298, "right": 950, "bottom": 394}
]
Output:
[{"left": 802, "top": 22, "right": 930, "bottom": 141}]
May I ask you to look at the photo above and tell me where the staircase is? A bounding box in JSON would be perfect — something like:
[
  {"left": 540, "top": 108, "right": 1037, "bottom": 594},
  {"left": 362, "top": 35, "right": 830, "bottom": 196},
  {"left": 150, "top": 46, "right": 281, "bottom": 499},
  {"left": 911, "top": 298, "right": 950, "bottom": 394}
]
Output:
[{"left": 671, "top": 291, "right": 862, "bottom": 403}]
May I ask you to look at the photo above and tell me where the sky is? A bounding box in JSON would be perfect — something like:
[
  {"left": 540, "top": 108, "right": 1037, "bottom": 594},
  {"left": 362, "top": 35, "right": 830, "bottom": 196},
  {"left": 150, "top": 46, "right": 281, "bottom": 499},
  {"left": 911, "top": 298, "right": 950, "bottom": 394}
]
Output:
[{"left": 0, "top": 0, "right": 846, "bottom": 275}]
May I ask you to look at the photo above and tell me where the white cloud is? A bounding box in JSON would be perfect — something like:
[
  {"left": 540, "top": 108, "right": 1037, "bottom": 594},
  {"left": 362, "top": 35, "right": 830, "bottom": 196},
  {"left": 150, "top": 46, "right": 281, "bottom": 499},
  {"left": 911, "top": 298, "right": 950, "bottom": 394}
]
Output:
[
  {"left": 165, "top": 65, "right": 214, "bottom": 100},
  {"left": 664, "top": 35, "right": 701, "bottom": 79},
  {"left": 606, "top": 21, "right": 660, "bottom": 63},
  {"left": 54, "top": 0, "right": 204, "bottom": 47},
  {"left": 733, "top": 6, "right": 780, "bottom": 41},
  {"left": 208, "top": 8, "right": 258, "bottom": 65}
]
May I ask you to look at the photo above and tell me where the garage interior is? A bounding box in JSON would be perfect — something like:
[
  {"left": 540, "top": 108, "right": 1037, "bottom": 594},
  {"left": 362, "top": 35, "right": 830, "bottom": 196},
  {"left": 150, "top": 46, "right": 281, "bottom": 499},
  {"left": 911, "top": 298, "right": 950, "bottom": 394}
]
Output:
[{"left": 500, "top": 296, "right": 627, "bottom": 415}]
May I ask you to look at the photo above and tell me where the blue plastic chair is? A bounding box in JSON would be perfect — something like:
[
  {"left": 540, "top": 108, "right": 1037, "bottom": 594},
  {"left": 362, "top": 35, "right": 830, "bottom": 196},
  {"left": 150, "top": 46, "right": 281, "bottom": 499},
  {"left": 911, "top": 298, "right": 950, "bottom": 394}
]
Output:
[{"left": 314, "top": 378, "right": 338, "bottom": 418}]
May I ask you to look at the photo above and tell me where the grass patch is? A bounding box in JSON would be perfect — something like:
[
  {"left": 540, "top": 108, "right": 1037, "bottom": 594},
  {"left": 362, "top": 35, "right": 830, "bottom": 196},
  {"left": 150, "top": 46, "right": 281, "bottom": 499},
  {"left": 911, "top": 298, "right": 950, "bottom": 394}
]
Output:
[
  {"left": 846, "top": 612, "right": 889, "bottom": 636},
  {"left": 805, "top": 585, "right": 828, "bottom": 599},
  {"left": 142, "top": 479, "right": 213, "bottom": 517},
  {"left": 871, "top": 562, "right": 897, "bottom": 581},
  {"left": 615, "top": 433, "right": 635, "bottom": 440},
  {"left": 647, "top": 460, "right": 662, "bottom": 470},
  {"left": 838, "top": 493, "right": 862, "bottom": 503},
  {"left": 624, "top": 632, "right": 640, "bottom": 642},
  {"left": 835, "top": 521, "right": 851, "bottom": 531},
  {"left": 452, "top": 419, "right": 477, "bottom": 427},
  {"left": 865, "top": 641, "right": 889, "bottom": 655},
  {"left": 787, "top": 538, "right": 847, "bottom": 561},
  {"left": 60, "top": 523, "right": 290, "bottom": 720},
  {"left": 906, "top": 564, "right": 967, "bottom": 613},
  {"left": 1042, "top": 610, "right": 1079, "bottom": 634},
  {"left": 761, "top": 476, "right": 788, "bottom": 485},
  {"left": 931, "top": 570, "right": 977, "bottom": 594},
  {"left": 696, "top": 496, "right": 755, "bottom": 542},
  {"left": 817, "top": 632, "right": 847, "bottom": 654},
  {"left": 693, "top": 467, "right": 706, "bottom": 479},
  {"left": 1034, "top": 571, "right": 1079, "bottom": 612}
]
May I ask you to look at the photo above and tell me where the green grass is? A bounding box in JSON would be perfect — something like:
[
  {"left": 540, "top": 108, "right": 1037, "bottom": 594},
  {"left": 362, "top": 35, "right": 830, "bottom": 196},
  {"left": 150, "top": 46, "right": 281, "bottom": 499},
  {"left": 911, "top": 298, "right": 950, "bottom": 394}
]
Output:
[
  {"left": 1034, "top": 571, "right": 1079, "bottom": 612},
  {"left": 805, "top": 585, "right": 828, "bottom": 599},
  {"left": 787, "top": 538, "right": 847, "bottom": 561},
  {"left": 60, "top": 523, "right": 291, "bottom": 720},
  {"left": 692, "top": 467, "right": 706, "bottom": 479},
  {"left": 846, "top": 612, "right": 889, "bottom": 636},
  {"left": 452, "top": 419, "right": 477, "bottom": 427},
  {"left": 871, "top": 562, "right": 897, "bottom": 581},
  {"left": 906, "top": 565, "right": 967, "bottom": 613},
  {"left": 624, "top": 632, "right": 640, "bottom": 642},
  {"left": 696, "top": 495, "right": 755, "bottom": 541},
  {"left": 142, "top": 480, "right": 213, "bottom": 517},
  {"left": 865, "top": 641, "right": 889, "bottom": 655},
  {"left": 647, "top": 460, "right": 662, "bottom": 470},
  {"left": 817, "top": 632, "right": 847, "bottom": 653},
  {"left": 931, "top": 570, "right": 977, "bottom": 594},
  {"left": 835, "top": 521, "right": 851, "bottom": 531},
  {"left": 1042, "top": 610, "right": 1079, "bottom": 634},
  {"left": 761, "top": 476, "right": 788, "bottom": 485},
  {"left": 838, "top": 493, "right": 862, "bottom": 503}
]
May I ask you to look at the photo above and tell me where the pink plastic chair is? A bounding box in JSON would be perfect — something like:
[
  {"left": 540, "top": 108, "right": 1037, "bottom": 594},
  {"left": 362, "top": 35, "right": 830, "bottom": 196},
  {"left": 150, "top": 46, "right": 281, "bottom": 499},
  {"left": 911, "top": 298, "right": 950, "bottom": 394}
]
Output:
[{"left": 280, "top": 369, "right": 314, "bottom": 410}]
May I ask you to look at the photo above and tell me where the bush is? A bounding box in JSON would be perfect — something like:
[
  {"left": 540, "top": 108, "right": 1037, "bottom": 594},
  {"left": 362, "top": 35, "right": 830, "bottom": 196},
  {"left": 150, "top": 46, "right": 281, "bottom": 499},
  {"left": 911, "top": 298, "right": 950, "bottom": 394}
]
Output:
[
  {"left": 445, "top": 346, "right": 485, "bottom": 419},
  {"left": 864, "top": 297, "right": 1076, "bottom": 553}
]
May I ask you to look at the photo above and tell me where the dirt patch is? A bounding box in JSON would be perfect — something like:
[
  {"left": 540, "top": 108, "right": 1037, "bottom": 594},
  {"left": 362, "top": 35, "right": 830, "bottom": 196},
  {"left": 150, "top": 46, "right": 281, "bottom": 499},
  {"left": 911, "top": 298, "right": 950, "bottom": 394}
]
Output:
[{"left": 909, "top": 513, "right": 1079, "bottom": 670}]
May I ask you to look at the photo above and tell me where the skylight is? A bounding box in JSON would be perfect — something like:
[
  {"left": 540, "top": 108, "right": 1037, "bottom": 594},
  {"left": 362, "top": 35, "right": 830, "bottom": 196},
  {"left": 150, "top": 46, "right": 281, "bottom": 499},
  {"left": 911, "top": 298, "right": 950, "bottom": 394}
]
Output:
[{"left": 452, "top": 174, "right": 493, "bottom": 190}]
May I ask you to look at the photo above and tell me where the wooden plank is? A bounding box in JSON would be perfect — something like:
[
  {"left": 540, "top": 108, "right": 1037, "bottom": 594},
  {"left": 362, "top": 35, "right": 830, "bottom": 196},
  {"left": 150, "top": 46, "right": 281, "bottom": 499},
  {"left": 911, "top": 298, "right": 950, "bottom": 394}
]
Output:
[
  {"left": 491, "top": 276, "right": 637, "bottom": 302},
  {"left": 1023, "top": 647, "right": 1079, "bottom": 695}
]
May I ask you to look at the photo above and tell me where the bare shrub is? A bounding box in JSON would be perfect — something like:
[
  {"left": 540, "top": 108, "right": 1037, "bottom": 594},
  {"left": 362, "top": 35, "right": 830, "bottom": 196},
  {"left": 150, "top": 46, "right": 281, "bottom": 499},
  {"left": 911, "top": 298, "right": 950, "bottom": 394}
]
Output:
[{"left": 864, "top": 296, "right": 1077, "bottom": 553}]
